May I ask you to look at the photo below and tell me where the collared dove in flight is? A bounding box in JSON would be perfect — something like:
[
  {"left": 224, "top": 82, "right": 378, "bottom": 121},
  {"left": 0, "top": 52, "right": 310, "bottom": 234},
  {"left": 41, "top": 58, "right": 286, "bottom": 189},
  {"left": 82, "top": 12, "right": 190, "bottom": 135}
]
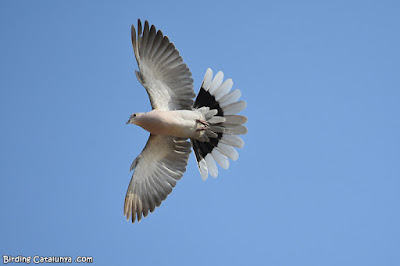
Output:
[{"left": 124, "top": 19, "right": 248, "bottom": 223}]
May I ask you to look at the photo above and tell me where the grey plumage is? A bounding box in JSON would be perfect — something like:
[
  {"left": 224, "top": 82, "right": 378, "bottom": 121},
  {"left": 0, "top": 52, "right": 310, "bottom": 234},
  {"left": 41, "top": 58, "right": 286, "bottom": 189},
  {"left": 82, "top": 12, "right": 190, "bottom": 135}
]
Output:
[{"left": 125, "top": 135, "right": 191, "bottom": 222}]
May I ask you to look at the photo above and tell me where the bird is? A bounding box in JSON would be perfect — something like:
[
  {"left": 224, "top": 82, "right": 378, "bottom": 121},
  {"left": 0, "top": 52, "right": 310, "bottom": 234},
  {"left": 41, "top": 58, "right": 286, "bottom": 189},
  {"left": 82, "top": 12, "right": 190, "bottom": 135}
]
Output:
[{"left": 124, "top": 19, "right": 248, "bottom": 223}]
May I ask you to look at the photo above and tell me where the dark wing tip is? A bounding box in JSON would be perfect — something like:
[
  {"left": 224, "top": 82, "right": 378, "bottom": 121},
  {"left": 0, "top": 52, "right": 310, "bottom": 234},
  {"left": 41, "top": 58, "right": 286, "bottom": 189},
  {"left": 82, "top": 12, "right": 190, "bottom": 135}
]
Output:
[
  {"left": 137, "top": 19, "right": 142, "bottom": 36},
  {"left": 131, "top": 24, "right": 136, "bottom": 45}
]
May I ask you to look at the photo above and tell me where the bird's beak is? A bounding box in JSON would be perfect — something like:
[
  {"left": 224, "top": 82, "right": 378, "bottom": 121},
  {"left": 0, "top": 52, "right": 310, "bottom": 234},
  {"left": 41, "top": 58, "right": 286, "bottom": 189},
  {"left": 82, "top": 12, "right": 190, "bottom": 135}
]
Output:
[{"left": 126, "top": 120, "right": 130, "bottom": 125}]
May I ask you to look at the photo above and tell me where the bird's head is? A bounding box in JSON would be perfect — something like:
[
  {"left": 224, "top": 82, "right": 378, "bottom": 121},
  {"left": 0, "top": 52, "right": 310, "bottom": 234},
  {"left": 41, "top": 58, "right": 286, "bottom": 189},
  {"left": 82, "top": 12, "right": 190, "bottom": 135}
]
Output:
[{"left": 126, "top": 113, "right": 144, "bottom": 125}]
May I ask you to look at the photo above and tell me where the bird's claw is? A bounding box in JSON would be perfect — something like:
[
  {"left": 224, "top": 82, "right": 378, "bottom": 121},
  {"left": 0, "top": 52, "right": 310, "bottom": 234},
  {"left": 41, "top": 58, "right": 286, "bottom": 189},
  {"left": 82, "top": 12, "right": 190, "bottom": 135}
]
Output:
[{"left": 196, "top": 119, "right": 209, "bottom": 131}]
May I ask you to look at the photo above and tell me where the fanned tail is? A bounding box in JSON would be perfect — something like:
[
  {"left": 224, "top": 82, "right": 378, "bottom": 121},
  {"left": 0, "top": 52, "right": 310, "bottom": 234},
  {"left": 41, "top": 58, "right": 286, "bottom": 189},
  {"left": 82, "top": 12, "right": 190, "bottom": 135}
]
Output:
[{"left": 191, "top": 68, "right": 247, "bottom": 180}]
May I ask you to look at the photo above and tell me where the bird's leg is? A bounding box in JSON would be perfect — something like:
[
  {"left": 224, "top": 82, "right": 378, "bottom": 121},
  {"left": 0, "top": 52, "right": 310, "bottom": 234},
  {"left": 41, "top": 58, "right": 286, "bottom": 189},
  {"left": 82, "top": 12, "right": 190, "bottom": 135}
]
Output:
[{"left": 196, "top": 119, "right": 209, "bottom": 131}]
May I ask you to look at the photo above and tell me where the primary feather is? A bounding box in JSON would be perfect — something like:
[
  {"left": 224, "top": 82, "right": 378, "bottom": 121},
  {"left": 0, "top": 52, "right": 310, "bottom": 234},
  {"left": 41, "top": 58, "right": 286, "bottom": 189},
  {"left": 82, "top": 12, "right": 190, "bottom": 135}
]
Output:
[{"left": 131, "top": 20, "right": 195, "bottom": 110}]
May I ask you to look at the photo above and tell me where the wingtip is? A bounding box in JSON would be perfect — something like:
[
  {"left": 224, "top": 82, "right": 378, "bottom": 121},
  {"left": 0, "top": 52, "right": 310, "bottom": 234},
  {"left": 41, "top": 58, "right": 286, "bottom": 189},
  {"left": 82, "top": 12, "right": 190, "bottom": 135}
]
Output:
[
  {"left": 131, "top": 24, "right": 136, "bottom": 45},
  {"left": 137, "top": 19, "right": 142, "bottom": 39},
  {"left": 124, "top": 194, "right": 135, "bottom": 223}
]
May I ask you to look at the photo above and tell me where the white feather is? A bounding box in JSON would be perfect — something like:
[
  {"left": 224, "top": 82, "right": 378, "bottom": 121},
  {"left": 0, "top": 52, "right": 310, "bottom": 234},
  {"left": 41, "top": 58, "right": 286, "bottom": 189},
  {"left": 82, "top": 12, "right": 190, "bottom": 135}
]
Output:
[
  {"left": 209, "top": 71, "right": 224, "bottom": 94},
  {"left": 214, "top": 79, "right": 233, "bottom": 100},
  {"left": 208, "top": 116, "right": 226, "bottom": 124},
  {"left": 220, "top": 135, "right": 245, "bottom": 149},
  {"left": 216, "top": 143, "right": 239, "bottom": 161},
  {"left": 205, "top": 154, "right": 218, "bottom": 178},
  {"left": 224, "top": 125, "right": 248, "bottom": 135},
  {"left": 224, "top": 115, "right": 248, "bottom": 125},
  {"left": 209, "top": 125, "right": 225, "bottom": 133},
  {"left": 220, "top": 89, "right": 242, "bottom": 107},
  {"left": 222, "top": 101, "right": 247, "bottom": 115},
  {"left": 199, "top": 159, "right": 209, "bottom": 181},
  {"left": 205, "top": 109, "right": 218, "bottom": 119},
  {"left": 211, "top": 149, "right": 229, "bottom": 169},
  {"left": 202, "top": 68, "right": 213, "bottom": 91}
]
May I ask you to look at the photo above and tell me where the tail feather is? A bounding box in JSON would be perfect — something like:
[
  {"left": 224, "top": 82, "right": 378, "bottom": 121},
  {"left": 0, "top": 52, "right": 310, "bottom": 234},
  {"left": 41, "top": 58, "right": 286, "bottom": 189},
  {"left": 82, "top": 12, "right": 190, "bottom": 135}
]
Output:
[
  {"left": 191, "top": 68, "right": 247, "bottom": 180},
  {"left": 224, "top": 115, "right": 247, "bottom": 125},
  {"left": 219, "top": 89, "right": 241, "bottom": 106},
  {"left": 209, "top": 71, "right": 224, "bottom": 94},
  {"left": 214, "top": 79, "right": 233, "bottom": 100}
]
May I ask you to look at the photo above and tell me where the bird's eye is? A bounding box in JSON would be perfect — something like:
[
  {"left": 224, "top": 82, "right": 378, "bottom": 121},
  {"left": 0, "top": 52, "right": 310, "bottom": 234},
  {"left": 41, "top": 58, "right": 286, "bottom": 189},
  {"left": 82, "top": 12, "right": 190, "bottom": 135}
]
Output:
[{"left": 133, "top": 114, "right": 137, "bottom": 117}]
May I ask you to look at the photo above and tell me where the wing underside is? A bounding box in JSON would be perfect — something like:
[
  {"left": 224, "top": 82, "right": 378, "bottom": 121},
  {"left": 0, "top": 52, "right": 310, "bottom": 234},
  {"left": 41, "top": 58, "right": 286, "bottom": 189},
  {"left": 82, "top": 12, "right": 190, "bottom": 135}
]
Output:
[
  {"left": 131, "top": 19, "right": 195, "bottom": 110},
  {"left": 124, "top": 135, "right": 191, "bottom": 223}
]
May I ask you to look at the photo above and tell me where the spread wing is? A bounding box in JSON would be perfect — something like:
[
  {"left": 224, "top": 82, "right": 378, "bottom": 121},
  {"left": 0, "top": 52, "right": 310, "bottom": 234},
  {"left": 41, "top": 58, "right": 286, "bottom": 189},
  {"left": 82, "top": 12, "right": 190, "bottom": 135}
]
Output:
[
  {"left": 131, "top": 19, "right": 195, "bottom": 110},
  {"left": 124, "top": 134, "right": 191, "bottom": 223}
]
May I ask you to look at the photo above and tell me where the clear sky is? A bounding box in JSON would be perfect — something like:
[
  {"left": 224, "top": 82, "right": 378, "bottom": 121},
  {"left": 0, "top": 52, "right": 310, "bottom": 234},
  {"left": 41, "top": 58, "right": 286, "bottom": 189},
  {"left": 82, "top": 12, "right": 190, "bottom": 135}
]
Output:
[{"left": 1, "top": 0, "right": 399, "bottom": 265}]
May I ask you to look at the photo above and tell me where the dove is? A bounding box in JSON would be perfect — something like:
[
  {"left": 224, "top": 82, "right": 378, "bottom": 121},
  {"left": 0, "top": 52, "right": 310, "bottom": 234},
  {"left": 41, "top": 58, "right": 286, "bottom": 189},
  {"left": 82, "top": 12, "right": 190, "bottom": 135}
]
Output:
[{"left": 124, "top": 19, "right": 247, "bottom": 223}]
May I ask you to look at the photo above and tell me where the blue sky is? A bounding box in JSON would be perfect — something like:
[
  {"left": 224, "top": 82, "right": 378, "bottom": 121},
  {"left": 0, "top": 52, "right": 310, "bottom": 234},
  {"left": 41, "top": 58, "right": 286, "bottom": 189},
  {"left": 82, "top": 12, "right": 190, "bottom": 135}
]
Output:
[{"left": 1, "top": 0, "right": 399, "bottom": 265}]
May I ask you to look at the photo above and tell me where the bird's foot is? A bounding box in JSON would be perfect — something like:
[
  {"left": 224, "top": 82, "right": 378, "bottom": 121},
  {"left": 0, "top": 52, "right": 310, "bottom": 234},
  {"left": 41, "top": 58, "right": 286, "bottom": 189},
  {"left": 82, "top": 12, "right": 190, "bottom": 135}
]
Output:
[{"left": 196, "top": 119, "right": 209, "bottom": 131}]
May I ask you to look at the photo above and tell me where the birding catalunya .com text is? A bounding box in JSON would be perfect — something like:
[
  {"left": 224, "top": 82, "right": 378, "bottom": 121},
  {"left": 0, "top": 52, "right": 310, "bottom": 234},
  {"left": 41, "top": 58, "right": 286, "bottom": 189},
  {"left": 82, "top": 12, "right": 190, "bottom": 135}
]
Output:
[{"left": 2, "top": 255, "right": 93, "bottom": 264}]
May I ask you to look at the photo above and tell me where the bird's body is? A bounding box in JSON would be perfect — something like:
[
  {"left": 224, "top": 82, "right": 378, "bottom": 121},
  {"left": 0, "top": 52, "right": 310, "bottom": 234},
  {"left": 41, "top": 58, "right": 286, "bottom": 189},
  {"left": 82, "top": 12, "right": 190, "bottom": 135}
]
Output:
[
  {"left": 124, "top": 19, "right": 248, "bottom": 223},
  {"left": 130, "top": 109, "right": 209, "bottom": 140}
]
